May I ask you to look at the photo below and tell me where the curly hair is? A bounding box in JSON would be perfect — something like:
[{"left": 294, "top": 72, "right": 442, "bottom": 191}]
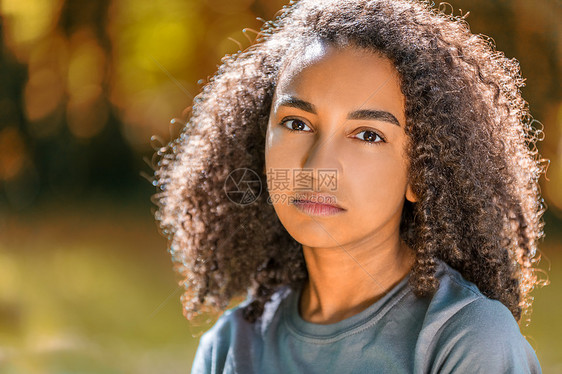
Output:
[{"left": 151, "top": 0, "right": 549, "bottom": 326}]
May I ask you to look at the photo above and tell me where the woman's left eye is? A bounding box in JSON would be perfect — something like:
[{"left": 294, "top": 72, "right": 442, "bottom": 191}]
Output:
[{"left": 354, "top": 130, "right": 386, "bottom": 145}]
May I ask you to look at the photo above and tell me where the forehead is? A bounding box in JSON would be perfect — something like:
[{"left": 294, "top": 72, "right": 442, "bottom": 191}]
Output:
[
  {"left": 277, "top": 41, "right": 398, "bottom": 88},
  {"left": 277, "top": 39, "right": 330, "bottom": 86},
  {"left": 273, "top": 41, "right": 405, "bottom": 118}
]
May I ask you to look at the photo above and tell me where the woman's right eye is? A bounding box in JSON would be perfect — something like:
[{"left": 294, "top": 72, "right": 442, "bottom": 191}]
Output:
[{"left": 280, "top": 118, "right": 312, "bottom": 133}]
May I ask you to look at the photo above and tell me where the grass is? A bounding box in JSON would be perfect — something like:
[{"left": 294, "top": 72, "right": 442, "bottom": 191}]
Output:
[{"left": 0, "top": 197, "right": 208, "bottom": 373}]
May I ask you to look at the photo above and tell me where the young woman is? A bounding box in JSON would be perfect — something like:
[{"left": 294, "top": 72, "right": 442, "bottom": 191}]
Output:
[{"left": 152, "top": 0, "right": 549, "bottom": 372}]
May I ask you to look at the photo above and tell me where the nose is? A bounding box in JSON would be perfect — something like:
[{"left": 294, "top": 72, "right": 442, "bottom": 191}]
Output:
[{"left": 301, "top": 129, "right": 343, "bottom": 192}]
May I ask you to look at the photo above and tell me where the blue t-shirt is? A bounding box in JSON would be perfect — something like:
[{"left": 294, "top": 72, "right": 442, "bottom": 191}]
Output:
[{"left": 190, "top": 259, "right": 542, "bottom": 373}]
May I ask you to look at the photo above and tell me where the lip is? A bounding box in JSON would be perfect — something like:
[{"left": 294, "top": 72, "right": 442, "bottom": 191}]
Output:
[
  {"left": 293, "top": 201, "right": 346, "bottom": 216},
  {"left": 291, "top": 193, "right": 345, "bottom": 217}
]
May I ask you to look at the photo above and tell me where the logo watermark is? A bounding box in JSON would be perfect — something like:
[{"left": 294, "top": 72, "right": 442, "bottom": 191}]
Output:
[
  {"left": 224, "top": 168, "right": 262, "bottom": 205},
  {"left": 224, "top": 167, "right": 339, "bottom": 206}
]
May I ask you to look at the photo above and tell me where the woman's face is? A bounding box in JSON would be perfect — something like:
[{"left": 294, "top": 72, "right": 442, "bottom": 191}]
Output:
[{"left": 265, "top": 42, "right": 417, "bottom": 248}]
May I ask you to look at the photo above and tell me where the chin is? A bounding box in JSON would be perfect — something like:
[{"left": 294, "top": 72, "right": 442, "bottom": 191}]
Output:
[{"left": 284, "top": 219, "right": 352, "bottom": 248}]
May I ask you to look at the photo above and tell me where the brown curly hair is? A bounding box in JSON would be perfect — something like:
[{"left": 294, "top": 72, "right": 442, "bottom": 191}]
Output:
[{"left": 151, "top": 0, "right": 549, "bottom": 326}]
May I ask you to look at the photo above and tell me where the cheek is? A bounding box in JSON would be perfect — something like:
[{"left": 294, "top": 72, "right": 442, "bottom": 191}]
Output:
[
  {"left": 265, "top": 125, "right": 286, "bottom": 165},
  {"left": 264, "top": 128, "right": 298, "bottom": 221},
  {"left": 345, "top": 152, "right": 408, "bottom": 214},
  {"left": 265, "top": 127, "right": 303, "bottom": 191}
]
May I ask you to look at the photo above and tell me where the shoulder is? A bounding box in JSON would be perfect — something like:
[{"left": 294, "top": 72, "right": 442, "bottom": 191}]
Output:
[
  {"left": 418, "top": 260, "right": 542, "bottom": 374},
  {"left": 190, "top": 305, "right": 244, "bottom": 374},
  {"left": 191, "top": 286, "right": 293, "bottom": 374}
]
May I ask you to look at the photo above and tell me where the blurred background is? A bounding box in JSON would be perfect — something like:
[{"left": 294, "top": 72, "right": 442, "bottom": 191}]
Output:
[{"left": 0, "top": 0, "right": 560, "bottom": 373}]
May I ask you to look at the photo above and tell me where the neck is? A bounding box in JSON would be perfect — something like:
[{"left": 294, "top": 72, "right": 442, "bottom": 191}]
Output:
[{"left": 298, "top": 234, "right": 415, "bottom": 324}]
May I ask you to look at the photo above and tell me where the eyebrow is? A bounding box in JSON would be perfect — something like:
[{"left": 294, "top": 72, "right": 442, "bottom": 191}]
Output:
[{"left": 275, "top": 95, "right": 401, "bottom": 127}]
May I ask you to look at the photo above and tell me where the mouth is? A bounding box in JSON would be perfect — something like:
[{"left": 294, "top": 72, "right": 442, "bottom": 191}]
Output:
[{"left": 291, "top": 193, "right": 345, "bottom": 217}]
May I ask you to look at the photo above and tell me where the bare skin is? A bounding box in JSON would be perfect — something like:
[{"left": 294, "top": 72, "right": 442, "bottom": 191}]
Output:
[{"left": 265, "top": 40, "right": 418, "bottom": 324}]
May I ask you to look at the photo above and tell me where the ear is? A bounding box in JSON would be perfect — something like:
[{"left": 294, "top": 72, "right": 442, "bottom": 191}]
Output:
[{"left": 405, "top": 183, "right": 418, "bottom": 203}]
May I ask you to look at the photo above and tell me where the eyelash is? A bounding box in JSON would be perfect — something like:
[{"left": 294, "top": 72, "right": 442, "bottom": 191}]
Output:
[{"left": 279, "top": 118, "right": 387, "bottom": 145}]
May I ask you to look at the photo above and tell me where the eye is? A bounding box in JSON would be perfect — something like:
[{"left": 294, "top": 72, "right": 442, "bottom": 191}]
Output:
[
  {"left": 279, "top": 118, "right": 312, "bottom": 133},
  {"left": 354, "top": 129, "right": 386, "bottom": 145}
]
